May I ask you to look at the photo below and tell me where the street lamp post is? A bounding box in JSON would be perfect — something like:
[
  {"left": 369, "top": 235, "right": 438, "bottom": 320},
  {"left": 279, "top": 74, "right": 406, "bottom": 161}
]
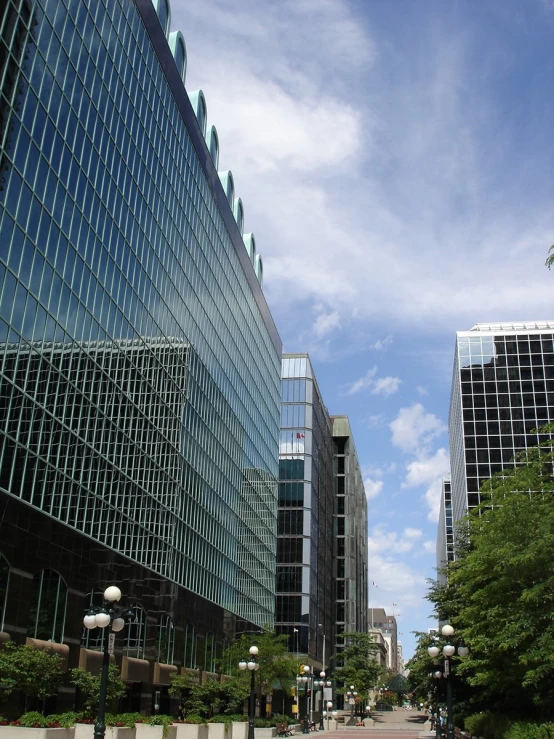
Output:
[
  {"left": 296, "top": 664, "right": 311, "bottom": 734},
  {"left": 82, "top": 586, "right": 134, "bottom": 739},
  {"left": 345, "top": 685, "right": 357, "bottom": 726},
  {"left": 317, "top": 672, "right": 329, "bottom": 730},
  {"left": 428, "top": 625, "right": 469, "bottom": 739},
  {"left": 239, "top": 646, "right": 259, "bottom": 739}
]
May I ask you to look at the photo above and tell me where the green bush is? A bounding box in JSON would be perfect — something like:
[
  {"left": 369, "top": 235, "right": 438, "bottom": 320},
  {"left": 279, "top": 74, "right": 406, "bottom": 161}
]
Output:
[
  {"left": 268, "top": 715, "right": 290, "bottom": 727},
  {"left": 252, "top": 719, "right": 272, "bottom": 728},
  {"left": 15, "top": 712, "right": 51, "bottom": 728},
  {"left": 182, "top": 715, "right": 206, "bottom": 724},
  {"left": 116, "top": 713, "right": 145, "bottom": 727},
  {"left": 46, "top": 713, "right": 80, "bottom": 728},
  {"left": 464, "top": 712, "right": 512, "bottom": 739},
  {"left": 0, "top": 717, "right": 8, "bottom": 727},
  {"left": 506, "top": 723, "right": 554, "bottom": 739}
]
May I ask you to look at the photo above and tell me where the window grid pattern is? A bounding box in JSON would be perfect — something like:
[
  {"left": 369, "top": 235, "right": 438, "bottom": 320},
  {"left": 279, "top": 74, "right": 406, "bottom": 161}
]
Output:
[
  {"left": 0, "top": 0, "right": 279, "bottom": 626},
  {"left": 450, "top": 330, "right": 554, "bottom": 525}
]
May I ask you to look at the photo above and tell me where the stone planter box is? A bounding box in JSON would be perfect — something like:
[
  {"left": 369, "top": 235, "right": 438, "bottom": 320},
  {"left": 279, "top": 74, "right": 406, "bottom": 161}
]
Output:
[
  {"left": 0, "top": 729, "right": 74, "bottom": 739},
  {"left": 229, "top": 724, "right": 246, "bottom": 739},
  {"left": 75, "top": 725, "right": 135, "bottom": 739},
  {"left": 206, "top": 725, "right": 228, "bottom": 739},
  {"left": 362, "top": 719, "right": 374, "bottom": 727},
  {"left": 252, "top": 730, "right": 275, "bottom": 738},
  {"left": 135, "top": 726, "right": 177, "bottom": 739},
  {"left": 174, "top": 726, "right": 208, "bottom": 739}
]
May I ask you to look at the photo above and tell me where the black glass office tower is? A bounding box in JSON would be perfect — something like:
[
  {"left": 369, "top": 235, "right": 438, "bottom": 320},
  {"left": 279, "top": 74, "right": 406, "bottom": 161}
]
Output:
[
  {"left": 449, "top": 322, "right": 554, "bottom": 530},
  {"left": 0, "top": 0, "right": 281, "bottom": 709}
]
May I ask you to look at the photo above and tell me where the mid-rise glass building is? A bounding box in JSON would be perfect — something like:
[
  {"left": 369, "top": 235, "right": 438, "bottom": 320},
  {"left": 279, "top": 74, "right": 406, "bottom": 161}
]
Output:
[
  {"left": 449, "top": 322, "right": 554, "bottom": 529},
  {"left": 0, "top": 0, "right": 281, "bottom": 710},
  {"left": 276, "top": 354, "right": 334, "bottom": 668}
]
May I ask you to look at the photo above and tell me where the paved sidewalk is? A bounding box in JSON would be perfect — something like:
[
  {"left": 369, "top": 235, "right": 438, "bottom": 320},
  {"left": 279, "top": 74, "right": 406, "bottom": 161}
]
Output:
[{"left": 313, "top": 709, "right": 432, "bottom": 739}]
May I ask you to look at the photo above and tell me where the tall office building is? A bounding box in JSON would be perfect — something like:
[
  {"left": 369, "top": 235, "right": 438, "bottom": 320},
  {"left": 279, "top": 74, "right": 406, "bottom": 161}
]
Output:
[
  {"left": 332, "top": 416, "right": 368, "bottom": 651},
  {"left": 276, "top": 354, "right": 334, "bottom": 669},
  {"left": 449, "top": 322, "right": 554, "bottom": 530},
  {"left": 436, "top": 476, "right": 453, "bottom": 581},
  {"left": 0, "top": 0, "right": 281, "bottom": 710}
]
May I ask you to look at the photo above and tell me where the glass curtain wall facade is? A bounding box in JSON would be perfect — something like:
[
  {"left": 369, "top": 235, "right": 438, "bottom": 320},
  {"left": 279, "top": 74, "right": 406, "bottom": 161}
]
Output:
[
  {"left": 276, "top": 354, "right": 334, "bottom": 668},
  {"left": 331, "top": 416, "right": 368, "bottom": 671},
  {"left": 436, "top": 476, "right": 452, "bottom": 584},
  {"left": 0, "top": 0, "right": 281, "bottom": 678},
  {"left": 449, "top": 322, "right": 554, "bottom": 529}
]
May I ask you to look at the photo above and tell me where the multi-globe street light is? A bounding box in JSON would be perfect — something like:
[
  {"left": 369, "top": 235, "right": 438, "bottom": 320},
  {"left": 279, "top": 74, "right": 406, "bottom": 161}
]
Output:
[
  {"left": 322, "top": 701, "right": 337, "bottom": 732},
  {"left": 345, "top": 685, "right": 357, "bottom": 726},
  {"left": 82, "top": 586, "right": 134, "bottom": 739},
  {"left": 239, "top": 646, "right": 259, "bottom": 739},
  {"left": 316, "top": 672, "right": 332, "bottom": 730},
  {"left": 296, "top": 664, "right": 311, "bottom": 734},
  {"left": 428, "top": 625, "right": 469, "bottom": 739}
]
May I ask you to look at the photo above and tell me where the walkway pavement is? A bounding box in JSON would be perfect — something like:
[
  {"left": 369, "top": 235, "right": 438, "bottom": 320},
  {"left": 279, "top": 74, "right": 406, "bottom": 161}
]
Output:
[{"left": 316, "top": 709, "right": 433, "bottom": 739}]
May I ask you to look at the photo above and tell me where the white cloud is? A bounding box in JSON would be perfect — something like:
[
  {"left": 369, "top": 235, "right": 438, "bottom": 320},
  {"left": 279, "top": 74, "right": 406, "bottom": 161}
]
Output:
[
  {"left": 345, "top": 369, "right": 400, "bottom": 397},
  {"left": 390, "top": 404, "right": 446, "bottom": 454},
  {"left": 417, "top": 386, "right": 429, "bottom": 396},
  {"left": 424, "top": 477, "right": 447, "bottom": 523},
  {"left": 404, "top": 448, "right": 450, "bottom": 488},
  {"left": 404, "top": 527, "right": 423, "bottom": 540},
  {"left": 371, "top": 335, "right": 394, "bottom": 351},
  {"left": 345, "top": 367, "right": 377, "bottom": 395},
  {"left": 367, "top": 527, "right": 429, "bottom": 608},
  {"left": 372, "top": 376, "right": 401, "bottom": 397},
  {"left": 367, "top": 413, "right": 387, "bottom": 429},
  {"left": 364, "top": 478, "right": 383, "bottom": 500},
  {"left": 313, "top": 310, "right": 341, "bottom": 338},
  {"left": 424, "top": 540, "right": 436, "bottom": 554}
]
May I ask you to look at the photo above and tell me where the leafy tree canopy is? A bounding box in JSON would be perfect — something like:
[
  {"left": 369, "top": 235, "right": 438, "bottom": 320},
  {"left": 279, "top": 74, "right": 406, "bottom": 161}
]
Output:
[
  {"left": 429, "top": 425, "right": 554, "bottom": 719},
  {"left": 330, "top": 632, "right": 382, "bottom": 697},
  {"left": 0, "top": 643, "right": 64, "bottom": 712},
  {"left": 221, "top": 631, "right": 298, "bottom": 696},
  {"left": 70, "top": 664, "right": 127, "bottom": 715}
]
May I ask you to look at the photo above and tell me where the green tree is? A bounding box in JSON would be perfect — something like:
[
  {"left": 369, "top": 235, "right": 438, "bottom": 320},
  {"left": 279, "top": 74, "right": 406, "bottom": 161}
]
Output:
[
  {"left": 179, "top": 678, "right": 248, "bottom": 718},
  {"left": 70, "top": 665, "right": 128, "bottom": 715},
  {"left": 221, "top": 631, "right": 298, "bottom": 700},
  {"left": 429, "top": 424, "right": 554, "bottom": 720},
  {"left": 330, "top": 632, "right": 382, "bottom": 701},
  {"left": 546, "top": 245, "right": 554, "bottom": 270},
  {"left": 0, "top": 642, "right": 64, "bottom": 712}
]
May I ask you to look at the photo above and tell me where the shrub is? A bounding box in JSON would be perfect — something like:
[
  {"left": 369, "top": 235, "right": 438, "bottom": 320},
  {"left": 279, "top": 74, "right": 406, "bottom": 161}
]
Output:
[
  {"left": 252, "top": 719, "right": 272, "bottom": 728},
  {"left": 71, "top": 665, "right": 127, "bottom": 715},
  {"left": 15, "top": 712, "right": 51, "bottom": 728},
  {"left": 115, "top": 713, "right": 145, "bottom": 727},
  {"left": 208, "top": 716, "right": 232, "bottom": 727},
  {"left": 506, "top": 723, "right": 554, "bottom": 739},
  {"left": 46, "top": 713, "right": 80, "bottom": 728},
  {"left": 181, "top": 715, "right": 206, "bottom": 724},
  {"left": 464, "top": 712, "right": 512, "bottom": 739}
]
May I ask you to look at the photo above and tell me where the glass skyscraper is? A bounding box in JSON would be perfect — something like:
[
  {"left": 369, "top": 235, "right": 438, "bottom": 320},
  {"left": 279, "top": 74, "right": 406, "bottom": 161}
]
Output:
[
  {"left": 0, "top": 0, "right": 281, "bottom": 704},
  {"left": 449, "top": 322, "right": 554, "bottom": 529}
]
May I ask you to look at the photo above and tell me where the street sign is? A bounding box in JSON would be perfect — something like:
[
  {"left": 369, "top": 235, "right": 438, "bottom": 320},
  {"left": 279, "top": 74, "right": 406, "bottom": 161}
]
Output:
[
  {"left": 444, "top": 659, "right": 450, "bottom": 677},
  {"left": 108, "top": 632, "right": 116, "bottom": 655},
  {"left": 349, "top": 698, "right": 355, "bottom": 705}
]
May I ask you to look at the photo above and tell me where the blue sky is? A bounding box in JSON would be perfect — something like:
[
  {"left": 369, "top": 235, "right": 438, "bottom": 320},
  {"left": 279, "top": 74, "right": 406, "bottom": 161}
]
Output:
[{"left": 170, "top": 0, "right": 554, "bottom": 660}]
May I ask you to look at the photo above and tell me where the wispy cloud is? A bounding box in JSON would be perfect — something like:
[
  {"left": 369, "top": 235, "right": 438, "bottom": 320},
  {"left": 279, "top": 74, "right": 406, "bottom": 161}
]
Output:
[
  {"left": 345, "top": 368, "right": 401, "bottom": 397},
  {"left": 372, "top": 376, "right": 402, "bottom": 397}
]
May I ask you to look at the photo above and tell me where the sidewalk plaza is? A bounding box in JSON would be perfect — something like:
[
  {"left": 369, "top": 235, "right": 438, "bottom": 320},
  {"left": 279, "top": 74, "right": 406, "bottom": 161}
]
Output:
[{"left": 291, "top": 710, "right": 433, "bottom": 739}]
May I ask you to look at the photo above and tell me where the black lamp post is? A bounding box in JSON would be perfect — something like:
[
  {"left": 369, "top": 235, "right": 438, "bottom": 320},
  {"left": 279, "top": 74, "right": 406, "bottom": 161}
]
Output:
[
  {"left": 296, "top": 665, "right": 310, "bottom": 734},
  {"left": 316, "top": 672, "right": 330, "bottom": 730},
  {"left": 345, "top": 685, "right": 357, "bottom": 726},
  {"left": 82, "top": 586, "right": 134, "bottom": 739},
  {"left": 239, "top": 645, "right": 259, "bottom": 739},
  {"left": 428, "top": 625, "right": 469, "bottom": 739}
]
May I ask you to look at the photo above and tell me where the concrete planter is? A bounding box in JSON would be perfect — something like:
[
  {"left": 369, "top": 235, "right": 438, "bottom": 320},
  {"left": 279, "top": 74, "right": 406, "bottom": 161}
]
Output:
[
  {"left": 75, "top": 725, "right": 135, "bottom": 739},
  {"left": 173, "top": 726, "right": 208, "bottom": 739},
  {"left": 252, "top": 730, "right": 275, "bottom": 738},
  {"left": 229, "top": 724, "right": 247, "bottom": 739},
  {"left": 0, "top": 729, "right": 74, "bottom": 739},
  {"left": 206, "top": 725, "right": 228, "bottom": 739},
  {"left": 362, "top": 719, "right": 374, "bottom": 728},
  {"left": 135, "top": 726, "right": 177, "bottom": 739}
]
